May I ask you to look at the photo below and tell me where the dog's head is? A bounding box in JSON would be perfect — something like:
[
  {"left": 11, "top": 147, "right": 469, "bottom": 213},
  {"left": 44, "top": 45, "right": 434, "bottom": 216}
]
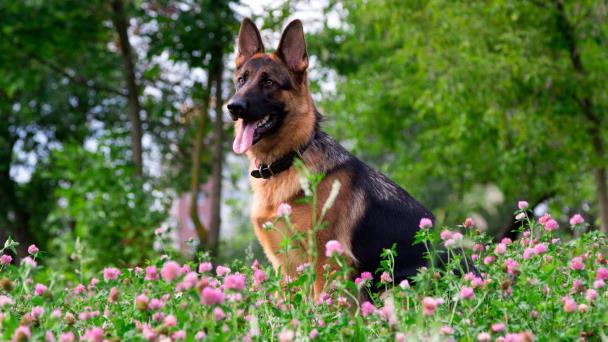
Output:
[{"left": 228, "top": 18, "right": 315, "bottom": 160}]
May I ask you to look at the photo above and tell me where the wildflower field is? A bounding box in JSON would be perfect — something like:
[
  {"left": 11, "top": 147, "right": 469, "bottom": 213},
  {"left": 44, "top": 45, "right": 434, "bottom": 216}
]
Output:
[{"left": 1, "top": 202, "right": 607, "bottom": 342}]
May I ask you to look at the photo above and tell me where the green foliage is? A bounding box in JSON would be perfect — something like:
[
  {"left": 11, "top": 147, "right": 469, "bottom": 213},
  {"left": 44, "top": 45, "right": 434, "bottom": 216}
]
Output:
[
  {"left": 43, "top": 143, "right": 168, "bottom": 272},
  {"left": 143, "top": 0, "right": 236, "bottom": 68},
  {"left": 0, "top": 0, "right": 135, "bottom": 257},
  {"left": 0, "top": 0, "right": 240, "bottom": 261},
  {"left": 141, "top": 0, "right": 238, "bottom": 194},
  {"left": 310, "top": 0, "right": 608, "bottom": 231}
]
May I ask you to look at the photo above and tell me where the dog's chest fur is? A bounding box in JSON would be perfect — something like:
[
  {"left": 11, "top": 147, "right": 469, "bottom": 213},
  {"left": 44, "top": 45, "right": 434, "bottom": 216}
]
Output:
[
  {"left": 247, "top": 136, "right": 362, "bottom": 275},
  {"left": 249, "top": 168, "right": 309, "bottom": 272}
]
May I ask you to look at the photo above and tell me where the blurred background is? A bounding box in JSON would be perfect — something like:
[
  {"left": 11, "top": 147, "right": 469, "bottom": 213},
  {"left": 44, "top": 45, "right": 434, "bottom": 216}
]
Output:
[{"left": 1, "top": 0, "right": 606, "bottom": 271}]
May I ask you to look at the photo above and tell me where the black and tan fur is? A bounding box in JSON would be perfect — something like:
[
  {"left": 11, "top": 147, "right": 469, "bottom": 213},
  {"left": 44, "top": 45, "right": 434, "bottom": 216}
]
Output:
[{"left": 228, "top": 18, "right": 434, "bottom": 298}]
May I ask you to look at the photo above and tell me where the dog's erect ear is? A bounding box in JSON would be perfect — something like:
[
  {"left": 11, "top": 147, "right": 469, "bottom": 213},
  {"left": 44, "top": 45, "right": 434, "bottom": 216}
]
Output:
[
  {"left": 236, "top": 18, "right": 264, "bottom": 69},
  {"left": 276, "top": 19, "right": 308, "bottom": 74}
]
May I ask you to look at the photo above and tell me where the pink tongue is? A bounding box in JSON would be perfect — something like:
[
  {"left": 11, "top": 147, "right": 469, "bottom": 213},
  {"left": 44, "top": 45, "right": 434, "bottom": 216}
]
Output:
[{"left": 233, "top": 120, "right": 256, "bottom": 154}]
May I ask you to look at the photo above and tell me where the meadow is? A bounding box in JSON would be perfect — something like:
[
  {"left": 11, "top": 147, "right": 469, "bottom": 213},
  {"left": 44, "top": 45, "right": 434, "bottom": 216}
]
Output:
[{"left": 1, "top": 198, "right": 607, "bottom": 341}]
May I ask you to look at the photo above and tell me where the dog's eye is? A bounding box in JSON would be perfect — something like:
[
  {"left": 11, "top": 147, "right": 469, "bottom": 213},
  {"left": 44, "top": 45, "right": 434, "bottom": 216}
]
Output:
[
  {"left": 263, "top": 79, "right": 274, "bottom": 88},
  {"left": 237, "top": 77, "right": 246, "bottom": 86}
]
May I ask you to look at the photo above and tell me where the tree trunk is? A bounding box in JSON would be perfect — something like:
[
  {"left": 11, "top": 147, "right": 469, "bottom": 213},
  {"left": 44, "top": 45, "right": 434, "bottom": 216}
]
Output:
[
  {"left": 594, "top": 164, "right": 608, "bottom": 234},
  {"left": 0, "top": 122, "right": 33, "bottom": 258},
  {"left": 0, "top": 174, "right": 34, "bottom": 259},
  {"left": 0, "top": 228, "right": 7, "bottom": 250},
  {"left": 189, "top": 76, "right": 213, "bottom": 248},
  {"left": 555, "top": 0, "right": 608, "bottom": 233},
  {"left": 111, "top": 0, "right": 144, "bottom": 175},
  {"left": 208, "top": 60, "right": 224, "bottom": 258},
  {"left": 12, "top": 205, "right": 33, "bottom": 259}
]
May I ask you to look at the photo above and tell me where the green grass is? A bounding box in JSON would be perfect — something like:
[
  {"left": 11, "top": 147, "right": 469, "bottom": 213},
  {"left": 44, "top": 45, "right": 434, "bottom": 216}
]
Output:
[{"left": 1, "top": 205, "right": 607, "bottom": 341}]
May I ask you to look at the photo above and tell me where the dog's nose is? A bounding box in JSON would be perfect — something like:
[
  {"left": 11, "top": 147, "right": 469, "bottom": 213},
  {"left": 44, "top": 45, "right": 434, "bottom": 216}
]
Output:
[{"left": 227, "top": 98, "right": 247, "bottom": 120}]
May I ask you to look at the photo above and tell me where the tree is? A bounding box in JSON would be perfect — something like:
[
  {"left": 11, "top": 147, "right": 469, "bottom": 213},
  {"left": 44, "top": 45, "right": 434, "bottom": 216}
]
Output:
[
  {"left": 310, "top": 0, "right": 607, "bottom": 234},
  {"left": 552, "top": 0, "right": 608, "bottom": 233},
  {"left": 0, "top": 0, "right": 124, "bottom": 257},
  {"left": 111, "top": 0, "right": 145, "bottom": 175},
  {"left": 189, "top": 76, "right": 213, "bottom": 246},
  {"left": 142, "top": 0, "right": 237, "bottom": 253},
  {"left": 0, "top": 0, "right": 241, "bottom": 263},
  {"left": 209, "top": 56, "right": 225, "bottom": 258}
]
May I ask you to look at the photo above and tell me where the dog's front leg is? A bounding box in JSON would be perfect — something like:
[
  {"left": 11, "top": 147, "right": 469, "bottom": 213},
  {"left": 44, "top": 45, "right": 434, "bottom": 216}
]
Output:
[{"left": 313, "top": 254, "right": 328, "bottom": 301}]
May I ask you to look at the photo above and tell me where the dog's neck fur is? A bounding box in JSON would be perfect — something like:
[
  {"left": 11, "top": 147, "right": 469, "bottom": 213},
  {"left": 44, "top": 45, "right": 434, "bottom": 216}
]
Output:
[{"left": 243, "top": 65, "right": 351, "bottom": 206}]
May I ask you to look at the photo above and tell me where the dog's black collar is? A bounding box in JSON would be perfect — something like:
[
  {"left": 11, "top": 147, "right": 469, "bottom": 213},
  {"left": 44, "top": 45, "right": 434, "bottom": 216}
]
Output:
[{"left": 251, "top": 142, "right": 311, "bottom": 179}]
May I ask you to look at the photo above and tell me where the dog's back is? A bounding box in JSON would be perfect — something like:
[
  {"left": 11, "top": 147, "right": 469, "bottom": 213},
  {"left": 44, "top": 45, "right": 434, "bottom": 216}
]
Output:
[{"left": 304, "top": 130, "right": 433, "bottom": 286}]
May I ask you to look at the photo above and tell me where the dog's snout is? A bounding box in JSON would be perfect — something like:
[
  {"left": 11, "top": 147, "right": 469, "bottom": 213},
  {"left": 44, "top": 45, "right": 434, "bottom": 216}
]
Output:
[{"left": 227, "top": 98, "right": 247, "bottom": 120}]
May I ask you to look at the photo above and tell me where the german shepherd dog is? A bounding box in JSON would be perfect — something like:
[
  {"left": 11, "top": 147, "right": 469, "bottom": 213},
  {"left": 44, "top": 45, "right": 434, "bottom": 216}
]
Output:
[{"left": 228, "top": 18, "right": 434, "bottom": 298}]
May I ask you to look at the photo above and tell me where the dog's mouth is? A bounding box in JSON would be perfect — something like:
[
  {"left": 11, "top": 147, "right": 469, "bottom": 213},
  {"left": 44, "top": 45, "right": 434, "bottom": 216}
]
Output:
[{"left": 232, "top": 114, "right": 281, "bottom": 154}]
